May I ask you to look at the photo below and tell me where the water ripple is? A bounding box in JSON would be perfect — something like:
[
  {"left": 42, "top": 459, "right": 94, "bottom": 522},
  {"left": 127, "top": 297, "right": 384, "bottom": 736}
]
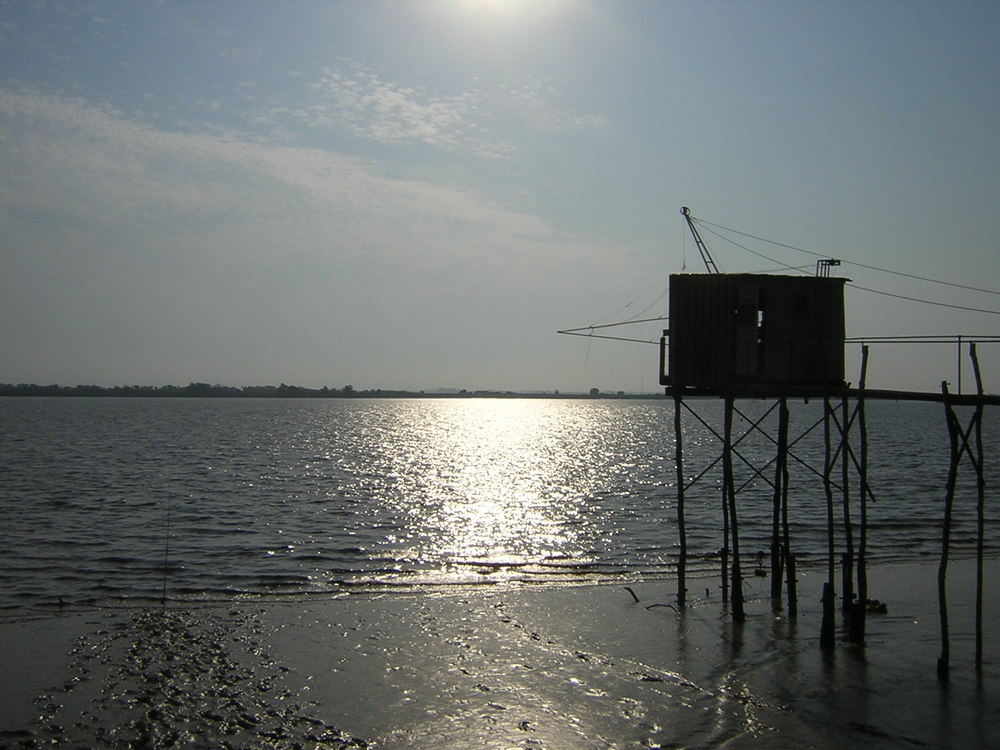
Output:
[{"left": 0, "top": 397, "right": 996, "bottom": 609}]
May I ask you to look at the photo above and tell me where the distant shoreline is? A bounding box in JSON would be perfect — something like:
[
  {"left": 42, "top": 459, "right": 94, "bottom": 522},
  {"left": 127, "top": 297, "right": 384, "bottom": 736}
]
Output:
[{"left": 0, "top": 382, "right": 667, "bottom": 400}]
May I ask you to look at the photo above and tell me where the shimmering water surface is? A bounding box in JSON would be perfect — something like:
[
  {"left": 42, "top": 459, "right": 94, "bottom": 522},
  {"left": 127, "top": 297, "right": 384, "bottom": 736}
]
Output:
[{"left": 1, "top": 397, "right": 996, "bottom": 612}]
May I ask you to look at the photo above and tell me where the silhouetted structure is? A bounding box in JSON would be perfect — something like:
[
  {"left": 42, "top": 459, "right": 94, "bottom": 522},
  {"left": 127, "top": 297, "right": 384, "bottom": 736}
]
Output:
[
  {"left": 659, "top": 271, "right": 994, "bottom": 678},
  {"left": 665, "top": 273, "right": 847, "bottom": 392}
]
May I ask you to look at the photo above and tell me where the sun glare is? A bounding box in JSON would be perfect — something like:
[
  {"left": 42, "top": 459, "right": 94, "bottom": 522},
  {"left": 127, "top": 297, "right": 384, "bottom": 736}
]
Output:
[
  {"left": 378, "top": 400, "right": 596, "bottom": 583},
  {"left": 459, "top": 0, "right": 524, "bottom": 14},
  {"left": 452, "top": 0, "right": 567, "bottom": 24}
]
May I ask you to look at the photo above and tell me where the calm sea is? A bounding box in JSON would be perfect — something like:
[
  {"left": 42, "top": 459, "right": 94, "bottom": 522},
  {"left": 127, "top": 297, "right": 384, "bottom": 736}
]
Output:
[{"left": 1, "top": 396, "right": 996, "bottom": 614}]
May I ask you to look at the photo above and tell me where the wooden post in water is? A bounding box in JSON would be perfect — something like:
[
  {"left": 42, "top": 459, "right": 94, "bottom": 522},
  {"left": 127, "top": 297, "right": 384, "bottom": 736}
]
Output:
[
  {"left": 938, "top": 349, "right": 987, "bottom": 677},
  {"left": 820, "top": 395, "right": 836, "bottom": 649},
  {"left": 840, "top": 396, "right": 855, "bottom": 614},
  {"left": 851, "top": 347, "right": 870, "bottom": 645},
  {"left": 770, "top": 398, "right": 787, "bottom": 604},
  {"left": 674, "top": 393, "right": 687, "bottom": 608},
  {"left": 723, "top": 396, "right": 745, "bottom": 622},
  {"left": 721, "top": 401, "right": 731, "bottom": 604},
  {"left": 938, "top": 380, "right": 959, "bottom": 681},
  {"left": 969, "top": 344, "right": 986, "bottom": 672},
  {"left": 784, "top": 540, "right": 796, "bottom": 620},
  {"left": 779, "top": 399, "right": 796, "bottom": 618}
]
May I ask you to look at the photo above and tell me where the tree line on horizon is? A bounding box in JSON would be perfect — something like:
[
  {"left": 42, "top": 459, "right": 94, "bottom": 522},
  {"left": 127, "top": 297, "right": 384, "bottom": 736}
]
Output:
[
  {"left": 0, "top": 382, "right": 657, "bottom": 399},
  {"left": 0, "top": 382, "right": 362, "bottom": 398}
]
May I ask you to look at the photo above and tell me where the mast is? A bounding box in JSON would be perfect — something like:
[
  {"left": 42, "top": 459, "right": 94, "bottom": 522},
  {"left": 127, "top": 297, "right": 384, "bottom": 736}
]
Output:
[{"left": 681, "top": 206, "right": 719, "bottom": 274}]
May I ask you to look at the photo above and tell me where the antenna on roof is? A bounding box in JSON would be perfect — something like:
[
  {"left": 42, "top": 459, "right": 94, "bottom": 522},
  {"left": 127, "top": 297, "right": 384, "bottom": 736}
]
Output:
[{"left": 816, "top": 258, "right": 841, "bottom": 277}]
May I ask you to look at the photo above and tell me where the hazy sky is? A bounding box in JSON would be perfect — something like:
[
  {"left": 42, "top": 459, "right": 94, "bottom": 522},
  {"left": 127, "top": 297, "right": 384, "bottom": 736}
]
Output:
[{"left": 2, "top": 1, "right": 999, "bottom": 393}]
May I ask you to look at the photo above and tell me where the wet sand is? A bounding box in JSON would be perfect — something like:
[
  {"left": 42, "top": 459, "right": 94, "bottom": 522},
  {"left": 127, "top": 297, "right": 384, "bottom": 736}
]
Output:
[{"left": 1, "top": 558, "right": 996, "bottom": 749}]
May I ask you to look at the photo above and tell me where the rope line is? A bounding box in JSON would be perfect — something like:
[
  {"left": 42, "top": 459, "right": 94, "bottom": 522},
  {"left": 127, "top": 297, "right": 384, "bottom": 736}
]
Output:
[
  {"left": 559, "top": 316, "right": 667, "bottom": 334},
  {"left": 690, "top": 214, "right": 1000, "bottom": 316},
  {"left": 846, "top": 284, "right": 1000, "bottom": 316},
  {"left": 698, "top": 224, "right": 805, "bottom": 273},
  {"left": 558, "top": 210, "right": 1000, "bottom": 349},
  {"left": 694, "top": 216, "right": 1000, "bottom": 297}
]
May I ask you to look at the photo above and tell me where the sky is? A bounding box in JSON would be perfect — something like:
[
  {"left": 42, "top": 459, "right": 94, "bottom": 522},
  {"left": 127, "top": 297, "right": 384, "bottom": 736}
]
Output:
[{"left": 2, "top": 0, "right": 999, "bottom": 394}]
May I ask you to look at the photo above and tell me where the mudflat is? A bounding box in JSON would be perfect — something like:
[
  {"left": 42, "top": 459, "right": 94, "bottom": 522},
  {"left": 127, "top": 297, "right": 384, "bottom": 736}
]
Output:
[{"left": 1, "top": 559, "right": 996, "bottom": 749}]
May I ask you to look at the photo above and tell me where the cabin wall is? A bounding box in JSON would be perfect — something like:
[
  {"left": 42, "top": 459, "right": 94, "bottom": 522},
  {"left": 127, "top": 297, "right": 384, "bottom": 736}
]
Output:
[{"left": 667, "top": 274, "right": 846, "bottom": 390}]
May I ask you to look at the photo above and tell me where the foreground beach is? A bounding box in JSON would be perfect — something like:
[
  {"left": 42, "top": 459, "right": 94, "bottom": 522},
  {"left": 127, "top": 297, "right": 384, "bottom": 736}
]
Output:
[{"left": 2, "top": 558, "right": 996, "bottom": 749}]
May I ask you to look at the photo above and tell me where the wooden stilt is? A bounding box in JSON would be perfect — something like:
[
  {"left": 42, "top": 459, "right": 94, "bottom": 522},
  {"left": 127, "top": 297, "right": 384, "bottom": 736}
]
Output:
[
  {"left": 778, "top": 399, "right": 795, "bottom": 618},
  {"left": 770, "top": 398, "right": 789, "bottom": 604},
  {"left": 821, "top": 396, "right": 836, "bottom": 649},
  {"left": 938, "top": 380, "right": 959, "bottom": 681},
  {"left": 785, "top": 552, "right": 797, "bottom": 619},
  {"left": 852, "top": 346, "right": 870, "bottom": 645},
  {"left": 821, "top": 580, "right": 836, "bottom": 650},
  {"left": 970, "top": 344, "right": 985, "bottom": 672},
  {"left": 721, "top": 402, "right": 731, "bottom": 604},
  {"left": 723, "top": 396, "right": 745, "bottom": 622},
  {"left": 674, "top": 393, "right": 687, "bottom": 608},
  {"left": 840, "top": 396, "right": 854, "bottom": 614}
]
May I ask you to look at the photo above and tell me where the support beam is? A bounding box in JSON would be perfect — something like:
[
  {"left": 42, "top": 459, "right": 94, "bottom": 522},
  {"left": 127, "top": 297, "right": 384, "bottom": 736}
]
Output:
[
  {"left": 723, "top": 397, "right": 745, "bottom": 622},
  {"left": 938, "top": 380, "right": 959, "bottom": 681},
  {"left": 851, "top": 347, "right": 870, "bottom": 645},
  {"left": 821, "top": 395, "right": 836, "bottom": 649},
  {"left": 840, "top": 396, "right": 855, "bottom": 615},
  {"left": 971, "top": 344, "right": 986, "bottom": 672},
  {"left": 674, "top": 393, "right": 687, "bottom": 608},
  {"left": 770, "top": 398, "right": 787, "bottom": 603},
  {"left": 779, "top": 399, "right": 796, "bottom": 618}
]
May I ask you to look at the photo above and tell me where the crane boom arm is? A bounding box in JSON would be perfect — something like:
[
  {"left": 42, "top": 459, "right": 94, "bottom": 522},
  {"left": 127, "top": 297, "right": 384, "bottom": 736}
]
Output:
[{"left": 681, "top": 206, "right": 719, "bottom": 273}]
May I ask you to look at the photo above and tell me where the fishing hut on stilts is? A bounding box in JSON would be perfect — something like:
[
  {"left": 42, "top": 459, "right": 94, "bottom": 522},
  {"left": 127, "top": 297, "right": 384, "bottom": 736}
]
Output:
[{"left": 660, "top": 207, "right": 998, "bottom": 679}]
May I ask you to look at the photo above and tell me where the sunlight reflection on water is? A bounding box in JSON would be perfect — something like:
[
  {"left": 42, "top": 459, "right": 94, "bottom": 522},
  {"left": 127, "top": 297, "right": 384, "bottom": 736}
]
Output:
[
  {"left": 1, "top": 396, "right": 996, "bottom": 607},
  {"left": 375, "top": 399, "right": 610, "bottom": 582}
]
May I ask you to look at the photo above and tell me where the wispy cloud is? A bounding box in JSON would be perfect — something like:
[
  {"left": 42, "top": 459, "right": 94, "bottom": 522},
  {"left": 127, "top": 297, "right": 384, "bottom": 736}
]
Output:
[
  {"left": 500, "top": 75, "right": 613, "bottom": 135},
  {"left": 251, "top": 60, "right": 610, "bottom": 161},
  {"left": 300, "top": 60, "right": 514, "bottom": 159},
  {"left": 0, "top": 82, "right": 646, "bottom": 387},
  {"left": 0, "top": 83, "right": 630, "bottom": 275}
]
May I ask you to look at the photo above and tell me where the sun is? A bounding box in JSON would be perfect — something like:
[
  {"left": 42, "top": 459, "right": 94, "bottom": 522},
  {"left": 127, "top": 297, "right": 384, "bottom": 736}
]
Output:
[
  {"left": 453, "top": 0, "right": 567, "bottom": 23},
  {"left": 459, "top": 0, "right": 520, "bottom": 13}
]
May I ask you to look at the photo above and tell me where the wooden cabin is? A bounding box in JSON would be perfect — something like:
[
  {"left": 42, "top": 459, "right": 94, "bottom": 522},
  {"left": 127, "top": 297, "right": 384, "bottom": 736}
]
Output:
[{"left": 663, "top": 274, "right": 847, "bottom": 392}]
